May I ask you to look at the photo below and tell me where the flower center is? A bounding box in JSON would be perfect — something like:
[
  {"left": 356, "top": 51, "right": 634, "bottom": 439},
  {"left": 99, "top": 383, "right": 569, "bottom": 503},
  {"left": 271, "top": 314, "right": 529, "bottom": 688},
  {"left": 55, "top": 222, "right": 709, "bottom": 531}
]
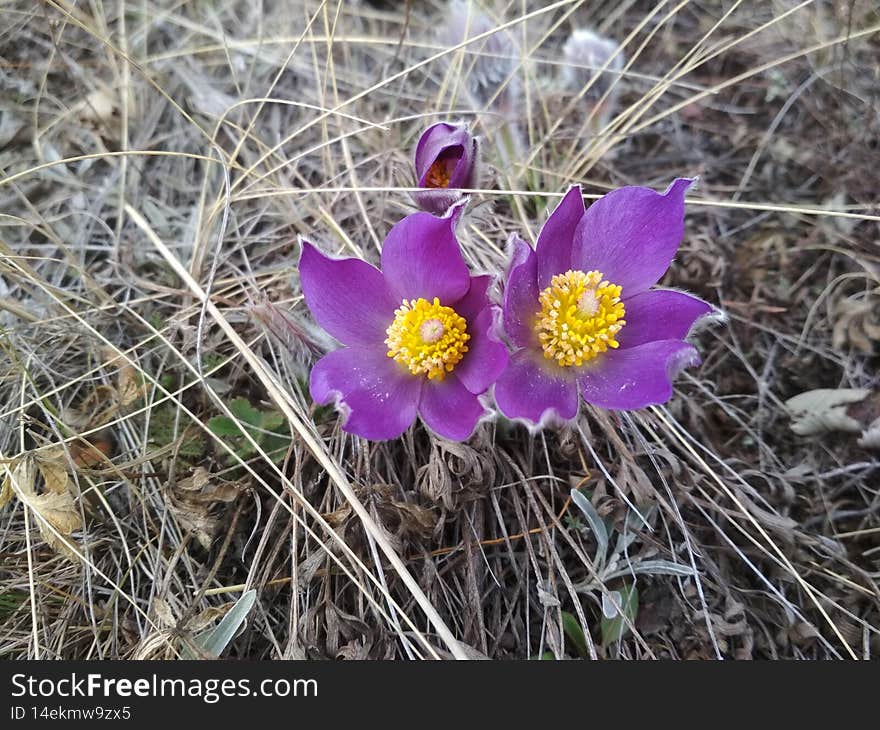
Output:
[
  {"left": 423, "top": 147, "right": 463, "bottom": 189},
  {"left": 385, "top": 297, "right": 470, "bottom": 380},
  {"left": 535, "top": 269, "right": 626, "bottom": 367},
  {"left": 424, "top": 160, "right": 452, "bottom": 189}
]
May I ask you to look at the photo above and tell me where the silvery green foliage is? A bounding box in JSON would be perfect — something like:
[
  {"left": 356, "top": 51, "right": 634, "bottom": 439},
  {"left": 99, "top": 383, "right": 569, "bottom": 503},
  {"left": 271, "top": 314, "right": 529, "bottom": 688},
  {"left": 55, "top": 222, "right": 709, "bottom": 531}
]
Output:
[
  {"left": 184, "top": 590, "right": 257, "bottom": 659},
  {"left": 440, "top": 1, "right": 522, "bottom": 119},
  {"left": 569, "top": 488, "right": 696, "bottom": 592},
  {"left": 561, "top": 28, "right": 624, "bottom": 109}
]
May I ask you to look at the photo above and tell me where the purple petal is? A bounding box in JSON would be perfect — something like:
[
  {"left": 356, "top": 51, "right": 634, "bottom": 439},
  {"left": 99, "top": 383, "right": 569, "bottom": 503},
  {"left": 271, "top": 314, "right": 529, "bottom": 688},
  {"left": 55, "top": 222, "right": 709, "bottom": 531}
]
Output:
[
  {"left": 572, "top": 178, "right": 695, "bottom": 296},
  {"left": 419, "top": 375, "right": 486, "bottom": 441},
  {"left": 502, "top": 234, "right": 539, "bottom": 348},
  {"left": 577, "top": 339, "right": 700, "bottom": 410},
  {"left": 380, "top": 204, "right": 470, "bottom": 304},
  {"left": 448, "top": 135, "right": 478, "bottom": 189},
  {"left": 535, "top": 185, "right": 585, "bottom": 289},
  {"left": 494, "top": 349, "right": 579, "bottom": 425},
  {"left": 453, "top": 274, "right": 491, "bottom": 322},
  {"left": 310, "top": 346, "right": 421, "bottom": 440},
  {"left": 455, "top": 307, "right": 509, "bottom": 395},
  {"left": 618, "top": 289, "right": 713, "bottom": 349},
  {"left": 299, "top": 241, "right": 397, "bottom": 348}
]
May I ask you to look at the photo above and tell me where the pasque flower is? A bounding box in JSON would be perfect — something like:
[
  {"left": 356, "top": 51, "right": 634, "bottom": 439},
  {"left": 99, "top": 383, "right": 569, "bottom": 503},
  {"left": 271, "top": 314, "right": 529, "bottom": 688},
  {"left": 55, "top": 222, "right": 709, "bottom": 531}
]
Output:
[
  {"left": 495, "top": 179, "right": 715, "bottom": 425},
  {"left": 300, "top": 204, "right": 508, "bottom": 441},
  {"left": 412, "top": 122, "right": 480, "bottom": 215}
]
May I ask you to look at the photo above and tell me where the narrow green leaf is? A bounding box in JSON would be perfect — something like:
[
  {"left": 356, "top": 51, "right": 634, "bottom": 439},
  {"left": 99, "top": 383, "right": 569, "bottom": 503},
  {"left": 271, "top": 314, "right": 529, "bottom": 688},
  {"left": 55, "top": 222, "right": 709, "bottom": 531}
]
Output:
[
  {"left": 561, "top": 611, "right": 589, "bottom": 658},
  {"left": 605, "top": 560, "right": 696, "bottom": 580},
  {"left": 188, "top": 590, "right": 257, "bottom": 659},
  {"left": 570, "top": 488, "right": 608, "bottom": 567},
  {"left": 600, "top": 584, "right": 639, "bottom": 647}
]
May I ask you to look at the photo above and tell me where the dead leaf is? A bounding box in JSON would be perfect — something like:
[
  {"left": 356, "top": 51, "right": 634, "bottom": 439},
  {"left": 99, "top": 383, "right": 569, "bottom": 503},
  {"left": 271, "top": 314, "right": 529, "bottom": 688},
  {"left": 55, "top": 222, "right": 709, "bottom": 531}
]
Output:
[
  {"left": 63, "top": 385, "right": 120, "bottom": 430},
  {"left": 417, "top": 440, "right": 494, "bottom": 509},
  {"left": 328, "top": 482, "right": 437, "bottom": 552},
  {"left": 189, "top": 602, "right": 238, "bottom": 633},
  {"left": 113, "top": 359, "right": 146, "bottom": 409},
  {"left": 152, "top": 598, "right": 178, "bottom": 629},
  {"left": 0, "top": 464, "right": 16, "bottom": 509},
  {"left": 832, "top": 295, "right": 880, "bottom": 354},
  {"left": 34, "top": 445, "right": 69, "bottom": 494},
  {"left": 76, "top": 87, "right": 118, "bottom": 125},
  {"left": 167, "top": 467, "right": 242, "bottom": 549},
  {"left": 615, "top": 460, "right": 654, "bottom": 505},
  {"left": 63, "top": 352, "right": 146, "bottom": 432},
  {"left": 785, "top": 389, "right": 870, "bottom": 436},
  {"left": 857, "top": 418, "right": 880, "bottom": 450},
  {"left": 70, "top": 434, "right": 114, "bottom": 468},
  {"left": 3, "top": 453, "right": 81, "bottom": 558},
  {"left": 22, "top": 490, "right": 82, "bottom": 555}
]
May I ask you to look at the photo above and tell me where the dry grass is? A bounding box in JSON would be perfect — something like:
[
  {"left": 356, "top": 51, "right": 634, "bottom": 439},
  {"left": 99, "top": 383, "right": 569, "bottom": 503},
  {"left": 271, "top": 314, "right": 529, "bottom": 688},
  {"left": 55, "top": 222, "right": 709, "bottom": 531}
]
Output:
[{"left": 1, "top": 0, "right": 878, "bottom": 660}]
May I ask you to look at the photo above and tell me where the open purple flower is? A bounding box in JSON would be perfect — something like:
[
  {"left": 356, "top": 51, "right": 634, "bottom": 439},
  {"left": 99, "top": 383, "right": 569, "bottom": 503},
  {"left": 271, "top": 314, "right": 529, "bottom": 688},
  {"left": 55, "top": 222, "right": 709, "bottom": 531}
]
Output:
[
  {"left": 300, "top": 204, "right": 508, "bottom": 441},
  {"left": 495, "top": 179, "right": 715, "bottom": 425},
  {"left": 412, "top": 122, "right": 480, "bottom": 215}
]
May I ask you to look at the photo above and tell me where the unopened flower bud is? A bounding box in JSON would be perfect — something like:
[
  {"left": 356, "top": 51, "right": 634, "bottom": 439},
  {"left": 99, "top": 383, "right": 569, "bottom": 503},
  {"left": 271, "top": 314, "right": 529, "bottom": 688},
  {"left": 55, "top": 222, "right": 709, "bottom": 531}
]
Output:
[{"left": 412, "top": 121, "right": 480, "bottom": 215}]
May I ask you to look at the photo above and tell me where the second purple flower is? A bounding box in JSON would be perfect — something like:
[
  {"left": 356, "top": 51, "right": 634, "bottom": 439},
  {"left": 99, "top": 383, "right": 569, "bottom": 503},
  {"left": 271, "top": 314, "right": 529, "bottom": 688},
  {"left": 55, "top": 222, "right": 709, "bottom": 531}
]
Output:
[{"left": 495, "top": 179, "right": 715, "bottom": 425}]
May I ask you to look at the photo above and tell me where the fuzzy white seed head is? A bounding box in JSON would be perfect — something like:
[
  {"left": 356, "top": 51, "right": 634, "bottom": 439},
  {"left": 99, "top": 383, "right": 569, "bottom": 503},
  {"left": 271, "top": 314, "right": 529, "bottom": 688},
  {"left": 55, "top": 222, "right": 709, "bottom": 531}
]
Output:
[
  {"left": 561, "top": 28, "right": 624, "bottom": 112},
  {"left": 440, "top": 0, "right": 522, "bottom": 119}
]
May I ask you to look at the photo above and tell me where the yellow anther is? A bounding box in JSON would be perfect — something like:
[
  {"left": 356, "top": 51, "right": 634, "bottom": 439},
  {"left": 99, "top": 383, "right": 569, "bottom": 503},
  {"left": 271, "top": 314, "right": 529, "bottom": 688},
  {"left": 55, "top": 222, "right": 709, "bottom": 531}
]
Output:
[
  {"left": 535, "top": 269, "right": 626, "bottom": 367},
  {"left": 425, "top": 159, "right": 452, "bottom": 188},
  {"left": 385, "top": 297, "right": 470, "bottom": 380}
]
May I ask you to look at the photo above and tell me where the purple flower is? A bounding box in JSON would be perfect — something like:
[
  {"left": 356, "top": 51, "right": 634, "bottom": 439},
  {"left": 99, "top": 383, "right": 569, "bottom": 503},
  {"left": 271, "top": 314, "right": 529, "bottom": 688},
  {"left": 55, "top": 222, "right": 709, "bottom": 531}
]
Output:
[
  {"left": 495, "top": 179, "right": 715, "bottom": 425},
  {"left": 300, "top": 204, "right": 508, "bottom": 441},
  {"left": 412, "top": 122, "right": 480, "bottom": 215}
]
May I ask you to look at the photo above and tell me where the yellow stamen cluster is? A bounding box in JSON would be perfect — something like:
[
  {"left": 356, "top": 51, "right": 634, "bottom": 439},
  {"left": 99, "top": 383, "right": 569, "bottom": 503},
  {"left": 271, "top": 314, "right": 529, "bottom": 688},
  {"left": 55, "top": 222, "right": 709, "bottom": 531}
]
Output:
[
  {"left": 535, "top": 269, "right": 626, "bottom": 367},
  {"left": 425, "top": 159, "right": 452, "bottom": 188},
  {"left": 385, "top": 297, "right": 469, "bottom": 380}
]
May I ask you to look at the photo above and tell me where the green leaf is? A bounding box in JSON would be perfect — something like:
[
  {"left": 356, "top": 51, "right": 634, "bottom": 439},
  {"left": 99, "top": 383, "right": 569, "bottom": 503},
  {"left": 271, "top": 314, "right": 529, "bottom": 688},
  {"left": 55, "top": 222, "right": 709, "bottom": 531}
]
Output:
[
  {"left": 600, "top": 584, "right": 639, "bottom": 648},
  {"left": 207, "top": 400, "right": 292, "bottom": 468},
  {"left": 561, "top": 611, "right": 589, "bottom": 658},
  {"left": 202, "top": 353, "right": 226, "bottom": 372},
  {"left": 207, "top": 416, "right": 241, "bottom": 438},
  {"left": 149, "top": 406, "right": 205, "bottom": 461},
  {"left": 259, "top": 410, "right": 285, "bottom": 432},
  {"left": 185, "top": 590, "right": 256, "bottom": 659},
  {"left": 530, "top": 651, "right": 557, "bottom": 660},
  {"left": 235, "top": 439, "right": 258, "bottom": 459},
  {"left": 570, "top": 488, "right": 608, "bottom": 567},
  {"left": 228, "top": 397, "right": 262, "bottom": 426},
  {"left": 262, "top": 435, "right": 290, "bottom": 457},
  {"left": 0, "top": 590, "right": 28, "bottom": 620}
]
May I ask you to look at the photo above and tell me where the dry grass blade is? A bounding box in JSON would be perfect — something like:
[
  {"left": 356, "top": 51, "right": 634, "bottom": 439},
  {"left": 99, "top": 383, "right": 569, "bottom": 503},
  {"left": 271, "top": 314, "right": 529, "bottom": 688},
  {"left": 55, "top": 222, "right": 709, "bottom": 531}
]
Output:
[{"left": 125, "top": 204, "right": 464, "bottom": 660}]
